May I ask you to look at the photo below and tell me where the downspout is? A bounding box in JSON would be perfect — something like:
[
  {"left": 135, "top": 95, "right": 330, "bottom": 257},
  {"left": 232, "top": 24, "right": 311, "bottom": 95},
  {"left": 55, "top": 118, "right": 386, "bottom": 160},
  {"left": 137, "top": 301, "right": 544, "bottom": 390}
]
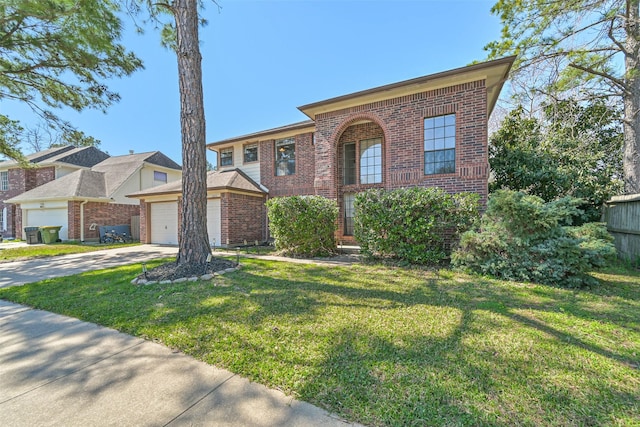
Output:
[{"left": 80, "top": 200, "right": 88, "bottom": 242}]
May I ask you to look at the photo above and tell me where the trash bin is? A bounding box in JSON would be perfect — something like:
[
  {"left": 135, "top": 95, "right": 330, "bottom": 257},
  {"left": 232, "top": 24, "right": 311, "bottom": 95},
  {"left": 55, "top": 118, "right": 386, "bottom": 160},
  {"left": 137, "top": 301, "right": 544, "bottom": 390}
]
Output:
[
  {"left": 24, "top": 227, "right": 42, "bottom": 244},
  {"left": 39, "top": 226, "right": 62, "bottom": 244}
]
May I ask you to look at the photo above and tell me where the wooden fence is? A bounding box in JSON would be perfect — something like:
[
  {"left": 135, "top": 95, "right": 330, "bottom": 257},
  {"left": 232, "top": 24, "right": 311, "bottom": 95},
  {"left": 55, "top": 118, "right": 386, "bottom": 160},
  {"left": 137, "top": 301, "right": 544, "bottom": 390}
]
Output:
[
  {"left": 603, "top": 194, "right": 640, "bottom": 261},
  {"left": 131, "top": 216, "right": 140, "bottom": 241}
]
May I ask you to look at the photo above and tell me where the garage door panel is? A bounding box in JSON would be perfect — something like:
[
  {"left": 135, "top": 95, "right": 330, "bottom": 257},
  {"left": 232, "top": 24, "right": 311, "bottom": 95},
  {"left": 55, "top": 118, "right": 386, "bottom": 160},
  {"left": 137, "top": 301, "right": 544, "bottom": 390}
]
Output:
[
  {"left": 25, "top": 208, "right": 68, "bottom": 240},
  {"left": 207, "top": 199, "right": 221, "bottom": 247},
  {"left": 150, "top": 202, "right": 178, "bottom": 245}
]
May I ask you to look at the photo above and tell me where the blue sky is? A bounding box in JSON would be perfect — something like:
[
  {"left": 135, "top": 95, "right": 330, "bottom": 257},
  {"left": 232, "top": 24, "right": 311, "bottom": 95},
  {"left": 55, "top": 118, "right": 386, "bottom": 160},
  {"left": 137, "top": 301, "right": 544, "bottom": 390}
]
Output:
[{"left": 6, "top": 0, "right": 501, "bottom": 165}]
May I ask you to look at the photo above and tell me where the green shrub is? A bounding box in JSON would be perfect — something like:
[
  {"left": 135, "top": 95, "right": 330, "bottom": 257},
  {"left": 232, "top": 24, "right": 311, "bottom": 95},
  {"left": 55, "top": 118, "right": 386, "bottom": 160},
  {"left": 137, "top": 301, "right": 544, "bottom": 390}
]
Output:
[
  {"left": 451, "top": 190, "right": 617, "bottom": 287},
  {"left": 266, "top": 195, "right": 338, "bottom": 257},
  {"left": 354, "top": 187, "right": 479, "bottom": 264}
]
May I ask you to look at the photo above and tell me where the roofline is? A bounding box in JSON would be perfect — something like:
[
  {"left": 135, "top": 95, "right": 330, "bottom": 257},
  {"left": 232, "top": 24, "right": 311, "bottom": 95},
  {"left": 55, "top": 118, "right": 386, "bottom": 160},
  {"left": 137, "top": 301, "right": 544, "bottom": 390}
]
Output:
[
  {"left": 207, "top": 120, "right": 316, "bottom": 148},
  {"left": 127, "top": 186, "right": 266, "bottom": 199},
  {"left": 298, "top": 55, "right": 516, "bottom": 120},
  {"left": 5, "top": 196, "right": 111, "bottom": 204}
]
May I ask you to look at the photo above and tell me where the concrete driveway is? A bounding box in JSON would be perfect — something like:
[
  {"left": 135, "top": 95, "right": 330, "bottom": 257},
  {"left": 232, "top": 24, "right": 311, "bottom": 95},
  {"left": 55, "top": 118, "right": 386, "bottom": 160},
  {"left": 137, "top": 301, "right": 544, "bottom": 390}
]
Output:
[{"left": 0, "top": 244, "right": 179, "bottom": 288}]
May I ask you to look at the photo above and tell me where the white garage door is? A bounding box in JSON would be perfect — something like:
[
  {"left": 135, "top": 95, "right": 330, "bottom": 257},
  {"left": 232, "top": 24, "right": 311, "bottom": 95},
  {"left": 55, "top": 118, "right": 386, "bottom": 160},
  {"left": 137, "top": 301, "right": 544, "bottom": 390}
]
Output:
[
  {"left": 150, "top": 202, "right": 178, "bottom": 245},
  {"left": 207, "top": 198, "right": 221, "bottom": 247},
  {"left": 24, "top": 208, "right": 68, "bottom": 240}
]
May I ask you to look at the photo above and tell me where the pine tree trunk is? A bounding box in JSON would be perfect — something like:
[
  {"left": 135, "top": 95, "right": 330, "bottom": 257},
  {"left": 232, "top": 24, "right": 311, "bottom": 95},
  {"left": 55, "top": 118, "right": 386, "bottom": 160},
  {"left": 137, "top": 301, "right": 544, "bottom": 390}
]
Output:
[
  {"left": 173, "top": 0, "right": 210, "bottom": 265},
  {"left": 623, "top": 0, "right": 640, "bottom": 194}
]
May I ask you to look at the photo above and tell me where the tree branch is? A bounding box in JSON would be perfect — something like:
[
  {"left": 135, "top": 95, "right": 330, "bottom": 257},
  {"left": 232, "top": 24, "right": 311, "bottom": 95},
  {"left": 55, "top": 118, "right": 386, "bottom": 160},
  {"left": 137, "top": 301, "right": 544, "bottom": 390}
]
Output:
[{"left": 568, "top": 61, "right": 627, "bottom": 91}]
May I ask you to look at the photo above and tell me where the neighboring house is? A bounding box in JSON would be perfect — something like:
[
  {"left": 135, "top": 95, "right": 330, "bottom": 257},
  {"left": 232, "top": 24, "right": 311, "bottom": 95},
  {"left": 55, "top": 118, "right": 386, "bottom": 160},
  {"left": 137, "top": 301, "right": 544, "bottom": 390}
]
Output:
[
  {"left": 5, "top": 151, "right": 182, "bottom": 241},
  {"left": 0, "top": 145, "right": 109, "bottom": 238},
  {"left": 130, "top": 56, "right": 515, "bottom": 247}
]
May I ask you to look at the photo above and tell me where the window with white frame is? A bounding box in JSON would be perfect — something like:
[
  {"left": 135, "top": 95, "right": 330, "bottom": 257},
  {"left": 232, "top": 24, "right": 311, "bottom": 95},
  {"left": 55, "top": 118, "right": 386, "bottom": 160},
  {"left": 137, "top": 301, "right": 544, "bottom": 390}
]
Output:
[
  {"left": 360, "top": 138, "right": 382, "bottom": 184},
  {"left": 275, "top": 138, "right": 295, "bottom": 176},
  {"left": 220, "top": 148, "right": 233, "bottom": 166},
  {"left": 243, "top": 143, "right": 258, "bottom": 163},
  {"left": 0, "top": 171, "right": 8, "bottom": 191},
  {"left": 0, "top": 207, "right": 6, "bottom": 232},
  {"left": 153, "top": 171, "right": 168, "bottom": 186},
  {"left": 424, "top": 113, "right": 456, "bottom": 175}
]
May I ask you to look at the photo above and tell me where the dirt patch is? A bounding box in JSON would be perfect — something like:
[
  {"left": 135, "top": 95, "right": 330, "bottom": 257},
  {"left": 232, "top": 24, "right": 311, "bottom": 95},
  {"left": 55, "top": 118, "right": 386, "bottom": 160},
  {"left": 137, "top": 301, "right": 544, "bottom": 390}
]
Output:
[{"left": 137, "top": 258, "right": 237, "bottom": 282}]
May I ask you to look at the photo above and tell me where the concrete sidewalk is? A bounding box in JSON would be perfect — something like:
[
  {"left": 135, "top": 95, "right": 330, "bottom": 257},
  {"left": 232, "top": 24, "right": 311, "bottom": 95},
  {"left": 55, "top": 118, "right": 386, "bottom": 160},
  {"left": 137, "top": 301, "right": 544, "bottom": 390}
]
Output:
[{"left": 0, "top": 245, "right": 361, "bottom": 426}]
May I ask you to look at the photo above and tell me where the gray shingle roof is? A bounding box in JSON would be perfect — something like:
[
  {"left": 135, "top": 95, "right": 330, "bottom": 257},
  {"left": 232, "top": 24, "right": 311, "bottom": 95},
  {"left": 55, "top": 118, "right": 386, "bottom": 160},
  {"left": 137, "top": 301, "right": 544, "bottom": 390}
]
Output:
[
  {"left": 5, "top": 150, "right": 182, "bottom": 203},
  {"left": 127, "top": 169, "right": 266, "bottom": 198},
  {"left": 0, "top": 145, "right": 109, "bottom": 168},
  {"left": 5, "top": 170, "right": 108, "bottom": 202}
]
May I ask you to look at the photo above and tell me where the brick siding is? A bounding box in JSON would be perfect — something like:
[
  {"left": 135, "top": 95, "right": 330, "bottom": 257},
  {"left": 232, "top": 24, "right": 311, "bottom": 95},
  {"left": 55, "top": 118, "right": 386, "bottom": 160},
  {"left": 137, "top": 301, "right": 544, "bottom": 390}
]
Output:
[
  {"left": 0, "top": 166, "right": 56, "bottom": 238},
  {"left": 220, "top": 192, "right": 266, "bottom": 246},
  {"left": 259, "top": 133, "right": 316, "bottom": 197},
  {"left": 67, "top": 201, "right": 140, "bottom": 241},
  {"left": 312, "top": 80, "right": 488, "bottom": 241}
]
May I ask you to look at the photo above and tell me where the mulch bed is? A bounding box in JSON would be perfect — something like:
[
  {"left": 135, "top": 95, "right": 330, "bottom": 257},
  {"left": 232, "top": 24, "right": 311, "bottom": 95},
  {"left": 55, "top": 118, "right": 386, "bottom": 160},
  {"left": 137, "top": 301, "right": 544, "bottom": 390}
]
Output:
[{"left": 137, "top": 257, "right": 237, "bottom": 282}]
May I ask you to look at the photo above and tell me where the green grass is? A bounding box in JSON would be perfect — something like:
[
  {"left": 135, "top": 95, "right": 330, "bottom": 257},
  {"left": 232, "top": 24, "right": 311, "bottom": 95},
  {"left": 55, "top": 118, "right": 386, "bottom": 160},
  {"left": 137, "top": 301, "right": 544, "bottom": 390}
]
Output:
[
  {"left": 0, "top": 242, "right": 140, "bottom": 262},
  {"left": 0, "top": 259, "right": 638, "bottom": 426}
]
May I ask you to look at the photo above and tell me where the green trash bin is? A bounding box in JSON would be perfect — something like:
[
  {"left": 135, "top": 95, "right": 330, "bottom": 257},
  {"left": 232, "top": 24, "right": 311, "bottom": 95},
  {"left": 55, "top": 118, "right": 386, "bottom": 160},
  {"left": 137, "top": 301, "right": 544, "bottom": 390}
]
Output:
[{"left": 40, "top": 226, "right": 62, "bottom": 244}]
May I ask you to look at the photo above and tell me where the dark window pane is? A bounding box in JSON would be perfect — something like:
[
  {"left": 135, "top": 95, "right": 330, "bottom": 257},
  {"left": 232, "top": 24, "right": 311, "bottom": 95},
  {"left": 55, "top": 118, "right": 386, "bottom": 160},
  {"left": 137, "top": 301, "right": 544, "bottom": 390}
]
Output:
[{"left": 445, "top": 148, "right": 455, "bottom": 161}]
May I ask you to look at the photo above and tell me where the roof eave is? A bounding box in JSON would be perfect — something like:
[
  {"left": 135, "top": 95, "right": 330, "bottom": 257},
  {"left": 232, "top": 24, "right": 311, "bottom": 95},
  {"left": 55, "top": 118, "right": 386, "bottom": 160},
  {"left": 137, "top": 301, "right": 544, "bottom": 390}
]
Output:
[
  {"left": 5, "top": 196, "right": 111, "bottom": 204},
  {"left": 207, "top": 120, "right": 316, "bottom": 148},
  {"left": 298, "top": 55, "right": 516, "bottom": 120}
]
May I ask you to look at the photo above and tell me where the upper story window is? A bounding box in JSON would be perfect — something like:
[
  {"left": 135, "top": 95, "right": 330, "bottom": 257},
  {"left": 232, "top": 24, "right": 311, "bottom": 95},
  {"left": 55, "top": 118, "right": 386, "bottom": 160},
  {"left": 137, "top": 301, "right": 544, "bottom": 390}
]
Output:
[
  {"left": 360, "top": 138, "right": 382, "bottom": 184},
  {"left": 1, "top": 171, "right": 9, "bottom": 191},
  {"left": 275, "top": 137, "right": 295, "bottom": 176},
  {"left": 424, "top": 113, "right": 456, "bottom": 175},
  {"left": 220, "top": 148, "right": 233, "bottom": 167},
  {"left": 243, "top": 143, "right": 258, "bottom": 163},
  {"left": 153, "top": 171, "right": 168, "bottom": 186}
]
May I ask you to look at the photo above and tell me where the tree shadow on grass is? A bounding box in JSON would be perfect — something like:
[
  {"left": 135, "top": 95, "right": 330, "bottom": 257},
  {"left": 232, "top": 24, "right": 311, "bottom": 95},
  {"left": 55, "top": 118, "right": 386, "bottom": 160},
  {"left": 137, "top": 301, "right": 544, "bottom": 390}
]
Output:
[{"left": 1, "top": 259, "right": 638, "bottom": 426}]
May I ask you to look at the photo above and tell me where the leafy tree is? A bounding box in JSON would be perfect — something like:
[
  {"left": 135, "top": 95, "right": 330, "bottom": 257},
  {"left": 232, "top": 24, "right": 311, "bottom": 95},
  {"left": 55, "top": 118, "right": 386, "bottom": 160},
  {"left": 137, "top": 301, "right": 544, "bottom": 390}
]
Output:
[
  {"left": 485, "top": 0, "right": 640, "bottom": 193},
  {"left": 129, "top": 0, "right": 213, "bottom": 267},
  {"left": 0, "top": 115, "right": 24, "bottom": 163},
  {"left": 0, "top": 0, "right": 142, "bottom": 159},
  {"left": 490, "top": 100, "right": 623, "bottom": 221}
]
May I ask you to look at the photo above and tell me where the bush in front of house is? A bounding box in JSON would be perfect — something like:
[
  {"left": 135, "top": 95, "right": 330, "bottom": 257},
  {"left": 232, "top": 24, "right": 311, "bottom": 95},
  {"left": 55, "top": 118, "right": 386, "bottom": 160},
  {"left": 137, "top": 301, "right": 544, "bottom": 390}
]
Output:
[
  {"left": 354, "top": 187, "right": 480, "bottom": 265},
  {"left": 266, "top": 195, "right": 338, "bottom": 257},
  {"left": 451, "top": 190, "right": 617, "bottom": 287}
]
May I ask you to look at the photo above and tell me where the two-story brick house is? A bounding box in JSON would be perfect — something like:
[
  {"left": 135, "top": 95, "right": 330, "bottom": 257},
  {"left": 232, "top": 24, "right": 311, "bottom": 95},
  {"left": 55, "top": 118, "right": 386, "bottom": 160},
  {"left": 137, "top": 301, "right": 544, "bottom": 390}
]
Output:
[
  {"left": 0, "top": 146, "right": 109, "bottom": 239},
  {"left": 7, "top": 151, "right": 182, "bottom": 242},
  {"left": 128, "top": 57, "right": 514, "bottom": 246}
]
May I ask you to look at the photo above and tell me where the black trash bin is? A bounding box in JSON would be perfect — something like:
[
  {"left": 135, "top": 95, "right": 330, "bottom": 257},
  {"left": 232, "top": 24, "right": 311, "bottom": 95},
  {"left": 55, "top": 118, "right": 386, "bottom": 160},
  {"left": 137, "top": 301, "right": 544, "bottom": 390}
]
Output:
[{"left": 25, "top": 227, "right": 42, "bottom": 244}]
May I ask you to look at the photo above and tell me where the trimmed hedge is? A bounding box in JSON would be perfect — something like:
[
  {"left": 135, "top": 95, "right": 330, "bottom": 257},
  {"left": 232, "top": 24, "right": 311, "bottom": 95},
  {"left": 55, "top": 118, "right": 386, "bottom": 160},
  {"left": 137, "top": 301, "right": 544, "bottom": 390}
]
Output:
[
  {"left": 451, "top": 190, "right": 616, "bottom": 287},
  {"left": 266, "top": 195, "right": 338, "bottom": 257},
  {"left": 354, "top": 187, "right": 479, "bottom": 264}
]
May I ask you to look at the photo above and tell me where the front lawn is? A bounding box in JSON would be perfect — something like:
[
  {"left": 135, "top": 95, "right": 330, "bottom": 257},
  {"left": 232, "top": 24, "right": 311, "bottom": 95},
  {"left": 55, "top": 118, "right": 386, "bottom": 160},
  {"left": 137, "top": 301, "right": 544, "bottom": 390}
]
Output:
[
  {"left": 0, "top": 242, "right": 140, "bottom": 263},
  {"left": 0, "top": 259, "right": 638, "bottom": 426}
]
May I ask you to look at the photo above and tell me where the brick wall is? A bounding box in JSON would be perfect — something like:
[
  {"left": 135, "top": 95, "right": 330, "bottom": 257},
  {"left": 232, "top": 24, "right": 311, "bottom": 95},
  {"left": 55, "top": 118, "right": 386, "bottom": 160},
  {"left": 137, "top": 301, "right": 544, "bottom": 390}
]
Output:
[
  {"left": 312, "top": 80, "right": 489, "bottom": 240},
  {"left": 220, "top": 192, "right": 266, "bottom": 246},
  {"left": 139, "top": 202, "right": 149, "bottom": 243},
  {"left": 259, "top": 132, "right": 316, "bottom": 197},
  {"left": 0, "top": 166, "right": 56, "bottom": 238},
  {"left": 67, "top": 201, "right": 140, "bottom": 241}
]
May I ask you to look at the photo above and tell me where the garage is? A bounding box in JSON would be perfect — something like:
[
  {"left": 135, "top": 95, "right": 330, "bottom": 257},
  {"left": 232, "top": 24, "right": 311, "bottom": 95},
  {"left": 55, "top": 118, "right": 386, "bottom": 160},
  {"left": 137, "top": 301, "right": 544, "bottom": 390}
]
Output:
[
  {"left": 24, "top": 208, "right": 68, "bottom": 240},
  {"left": 207, "top": 198, "right": 221, "bottom": 247},
  {"left": 150, "top": 202, "right": 178, "bottom": 245}
]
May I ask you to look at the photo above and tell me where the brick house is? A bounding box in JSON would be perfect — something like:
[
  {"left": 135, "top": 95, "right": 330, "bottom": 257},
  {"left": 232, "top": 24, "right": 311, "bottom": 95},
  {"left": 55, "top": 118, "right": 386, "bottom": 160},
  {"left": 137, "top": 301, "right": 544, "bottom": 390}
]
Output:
[
  {"left": 0, "top": 146, "right": 109, "bottom": 239},
  {"left": 129, "top": 57, "right": 514, "bottom": 246},
  {"left": 4, "top": 149, "right": 182, "bottom": 241}
]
